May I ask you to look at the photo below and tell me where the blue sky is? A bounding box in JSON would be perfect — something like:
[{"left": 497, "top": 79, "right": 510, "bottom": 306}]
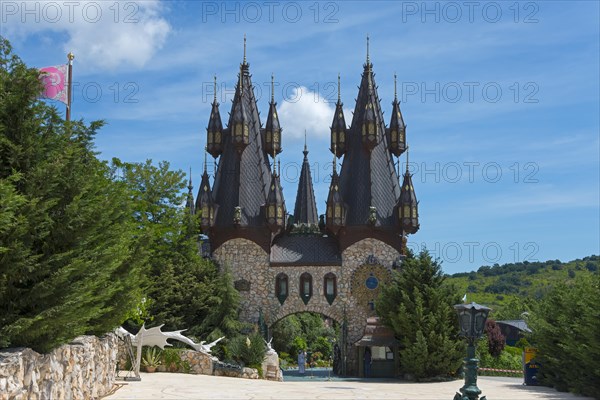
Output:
[{"left": 2, "top": 1, "right": 598, "bottom": 274}]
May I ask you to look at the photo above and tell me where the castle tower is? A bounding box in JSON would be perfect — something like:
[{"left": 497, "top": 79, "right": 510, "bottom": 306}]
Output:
[
  {"left": 205, "top": 37, "right": 283, "bottom": 252},
  {"left": 326, "top": 37, "right": 419, "bottom": 252}
]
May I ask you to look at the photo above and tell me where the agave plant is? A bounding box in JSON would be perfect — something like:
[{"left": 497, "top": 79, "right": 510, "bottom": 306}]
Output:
[{"left": 141, "top": 347, "right": 162, "bottom": 372}]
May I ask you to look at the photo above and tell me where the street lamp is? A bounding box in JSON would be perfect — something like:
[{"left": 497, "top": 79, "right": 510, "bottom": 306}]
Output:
[{"left": 453, "top": 302, "right": 491, "bottom": 400}]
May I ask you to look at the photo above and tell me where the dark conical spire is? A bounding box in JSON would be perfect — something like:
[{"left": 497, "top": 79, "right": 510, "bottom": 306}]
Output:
[
  {"left": 361, "top": 48, "right": 378, "bottom": 150},
  {"left": 264, "top": 73, "right": 282, "bottom": 156},
  {"left": 293, "top": 135, "right": 318, "bottom": 226},
  {"left": 331, "top": 73, "right": 347, "bottom": 158},
  {"left": 388, "top": 73, "right": 407, "bottom": 157},
  {"left": 397, "top": 147, "right": 419, "bottom": 234},
  {"left": 206, "top": 74, "right": 224, "bottom": 158},
  {"left": 186, "top": 167, "right": 195, "bottom": 215}
]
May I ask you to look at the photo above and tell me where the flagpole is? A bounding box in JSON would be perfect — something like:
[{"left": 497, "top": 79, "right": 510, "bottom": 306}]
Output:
[{"left": 66, "top": 52, "right": 74, "bottom": 122}]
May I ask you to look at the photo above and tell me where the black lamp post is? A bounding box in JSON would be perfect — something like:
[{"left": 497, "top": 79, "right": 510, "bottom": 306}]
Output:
[{"left": 453, "top": 302, "right": 491, "bottom": 400}]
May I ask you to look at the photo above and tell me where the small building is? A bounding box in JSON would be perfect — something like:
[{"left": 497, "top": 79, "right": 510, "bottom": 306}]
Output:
[
  {"left": 496, "top": 320, "right": 531, "bottom": 346},
  {"left": 354, "top": 317, "right": 399, "bottom": 378}
]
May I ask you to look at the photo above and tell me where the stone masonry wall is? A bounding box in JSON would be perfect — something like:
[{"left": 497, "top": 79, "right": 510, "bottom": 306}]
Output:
[
  {"left": 213, "top": 237, "right": 400, "bottom": 377},
  {"left": 0, "top": 334, "right": 118, "bottom": 400}
]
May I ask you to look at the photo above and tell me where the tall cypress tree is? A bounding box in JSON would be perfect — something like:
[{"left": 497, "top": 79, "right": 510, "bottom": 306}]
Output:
[
  {"left": 0, "top": 38, "right": 146, "bottom": 352},
  {"left": 376, "top": 250, "right": 464, "bottom": 380}
]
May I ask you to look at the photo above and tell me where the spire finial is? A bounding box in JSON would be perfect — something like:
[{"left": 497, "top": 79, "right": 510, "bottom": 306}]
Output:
[
  {"left": 272, "top": 148, "right": 277, "bottom": 175},
  {"left": 271, "top": 73, "right": 275, "bottom": 103},
  {"left": 366, "top": 34, "right": 370, "bottom": 65},
  {"left": 394, "top": 72, "right": 398, "bottom": 101},
  {"left": 189, "top": 167, "right": 193, "bottom": 188},
  {"left": 238, "top": 65, "right": 243, "bottom": 95},
  {"left": 243, "top": 34, "right": 247, "bottom": 65},
  {"left": 303, "top": 129, "right": 308, "bottom": 156},
  {"left": 405, "top": 146, "right": 410, "bottom": 175},
  {"left": 397, "top": 156, "right": 400, "bottom": 178},
  {"left": 337, "top": 73, "right": 341, "bottom": 103},
  {"left": 213, "top": 74, "right": 218, "bottom": 103}
]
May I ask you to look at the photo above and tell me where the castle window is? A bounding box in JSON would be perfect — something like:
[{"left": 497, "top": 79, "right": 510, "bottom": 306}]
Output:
[
  {"left": 300, "top": 272, "right": 312, "bottom": 305},
  {"left": 275, "top": 273, "right": 288, "bottom": 305},
  {"left": 324, "top": 273, "right": 337, "bottom": 305}
]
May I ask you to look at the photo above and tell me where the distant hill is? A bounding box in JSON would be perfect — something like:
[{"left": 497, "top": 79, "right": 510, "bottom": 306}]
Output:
[{"left": 444, "top": 255, "right": 599, "bottom": 317}]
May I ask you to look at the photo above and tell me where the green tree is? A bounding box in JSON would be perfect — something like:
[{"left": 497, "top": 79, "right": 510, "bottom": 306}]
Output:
[
  {"left": 115, "top": 159, "right": 242, "bottom": 343},
  {"left": 0, "top": 38, "right": 145, "bottom": 352},
  {"left": 528, "top": 274, "right": 600, "bottom": 397},
  {"left": 376, "top": 250, "right": 464, "bottom": 380}
]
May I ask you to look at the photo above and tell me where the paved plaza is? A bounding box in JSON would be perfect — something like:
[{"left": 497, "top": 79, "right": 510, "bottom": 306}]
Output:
[{"left": 104, "top": 373, "right": 595, "bottom": 400}]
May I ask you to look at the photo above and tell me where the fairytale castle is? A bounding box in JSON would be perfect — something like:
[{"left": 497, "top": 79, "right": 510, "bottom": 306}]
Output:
[{"left": 192, "top": 38, "right": 419, "bottom": 376}]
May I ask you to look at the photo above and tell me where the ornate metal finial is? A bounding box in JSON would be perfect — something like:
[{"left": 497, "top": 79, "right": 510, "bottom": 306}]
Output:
[
  {"left": 243, "top": 34, "right": 247, "bottom": 65},
  {"left": 67, "top": 52, "right": 74, "bottom": 62},
  {"left": 397, "top": 156, "right": 400, "bottom": 178},
  {"left": 272, "top": 148, "right": 277, "bottom": 175},
  {"left": 189, "top": 167, "right": 193, "bottom": 189},
  {"left": 366, "top": 35, "right": 370, "bottom": 65},
  {"left": 406, "top": 145, "right": 410, "bottom": 174},
  {"left": 394, "top": 73, "right": 398, "bottom": 101},
  {"left": 337, "top": 73, "right": 341, "bottom": 103},
  {"left": 304, "top": 129, "right": 308, "bottom": 155},
  {"left": 278, "top": 159, "right": 281, "bottom": 176},
  {"left": 213, "top": 74, "right": 218, "bottom": 103},
  {"left": 271, "top": 73, "right": 275, "bottom": 103}
]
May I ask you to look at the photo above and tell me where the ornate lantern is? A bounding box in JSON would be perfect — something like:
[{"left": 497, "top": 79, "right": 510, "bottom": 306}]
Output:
[{"left": 453, "top": 302, "right": 491, "bottom": 400}]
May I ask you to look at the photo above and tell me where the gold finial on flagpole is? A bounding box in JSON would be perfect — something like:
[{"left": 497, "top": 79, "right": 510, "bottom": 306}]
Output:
[{"left": 68, "top": 52, "right": 74, "bottom": 62}]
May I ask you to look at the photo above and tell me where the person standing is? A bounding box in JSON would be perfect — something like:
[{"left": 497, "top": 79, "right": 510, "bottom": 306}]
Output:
[
  {"left": 298, "top": 350, "right": 306, "bottom": 374},
  {"left": 363, "top": 347, "right": 372, "bottom": 378}
]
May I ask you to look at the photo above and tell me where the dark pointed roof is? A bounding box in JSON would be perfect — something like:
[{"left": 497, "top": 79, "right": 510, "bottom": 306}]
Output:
[
  {"left": 293, "top": 141, "right": 318, "bottom": 226},
  {"left": 209, "top": 46, "right": 277, "bottom": 251},
  {"left": 397, "top": 152, "right": 419, "bottom": 235},
  {"left": 337, "top": 60, "right": 401, "bottom": 230},
  {"left": 186, "top": 169, "right": 195, "bottom": 215}
]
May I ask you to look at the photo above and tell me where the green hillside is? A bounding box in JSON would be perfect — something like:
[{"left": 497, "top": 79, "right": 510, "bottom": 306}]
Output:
[{"left": 444, "top": 255, "right": 599, "bottom": 319}]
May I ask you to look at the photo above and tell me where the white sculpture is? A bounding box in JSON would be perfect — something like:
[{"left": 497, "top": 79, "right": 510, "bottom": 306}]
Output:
[
  {"left": 265, "top": 337, "right": 276, "bottom": 355},
  {"left": 115, "top": 324, "right": 225, "bottom": 379}
]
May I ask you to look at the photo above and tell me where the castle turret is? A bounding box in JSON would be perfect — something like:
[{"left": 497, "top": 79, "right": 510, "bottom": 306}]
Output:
[
  {"left": 206, "top": 75, "right": 224, "bottom": 158},
  {"left": 387, "top": 74, "right": 407, "bottom": 157},
  {"left": 196, "top": 151, "right": 216, "bottom": 232},
  {"left": 397, "top": 148, "right": 419, "bottom": 235},
  {"left": 263, "top": 74, "right": 282, "bottom": 156},
  {"left": 330, "top": 74, "right": 347, "bottom": 158}
]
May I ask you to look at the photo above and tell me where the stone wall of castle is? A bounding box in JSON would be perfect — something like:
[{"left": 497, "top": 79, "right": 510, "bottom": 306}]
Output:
[
  {"left": 213, "top": 237, "right": 401, "bottom": 377},
  {"left": 0, "top": 334, "right": 117, "bottom": 400}
]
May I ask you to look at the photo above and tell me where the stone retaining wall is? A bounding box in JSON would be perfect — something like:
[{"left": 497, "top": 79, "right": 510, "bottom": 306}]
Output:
[{"left": 0, "top": 334, "right": 118, "bottom": 400}]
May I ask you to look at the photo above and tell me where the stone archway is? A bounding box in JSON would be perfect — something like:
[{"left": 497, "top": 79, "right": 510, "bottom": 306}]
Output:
[{"left": 212, "top": 237, "right": 402, "bottom": 377}]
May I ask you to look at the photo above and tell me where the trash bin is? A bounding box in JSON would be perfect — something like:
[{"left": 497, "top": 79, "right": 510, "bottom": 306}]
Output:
[{"left": 524, "top": 361, "right": 540, "bottom": 385}]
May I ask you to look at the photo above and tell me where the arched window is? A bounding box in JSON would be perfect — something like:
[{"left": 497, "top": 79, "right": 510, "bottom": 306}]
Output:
[
  {"left": 275, "top": 273, "right": 288, "bottom": 305},
  {"left": 299, "top": 272, "right": 312, "bottom": 305},
  {"left": 324, "top": 272, "right": 337, "bottom": 305}
]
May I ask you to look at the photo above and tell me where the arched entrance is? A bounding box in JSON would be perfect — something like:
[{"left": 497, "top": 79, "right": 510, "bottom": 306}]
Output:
[{"left": 269, "top": 311, "right": 344, "bottom": 379}]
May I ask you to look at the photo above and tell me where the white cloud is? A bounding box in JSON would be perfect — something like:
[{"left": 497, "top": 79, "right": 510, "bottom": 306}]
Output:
[
  {"left": 2, "top": 0, "right": 170, "bottom": 70},
  {"left": 278, "top": 86, "right": 352, "bottom": 142}
]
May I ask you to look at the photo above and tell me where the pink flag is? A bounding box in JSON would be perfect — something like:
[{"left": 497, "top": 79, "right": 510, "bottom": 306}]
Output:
[{"left": 39, "top": 65, "right": 69, "bottom": 105}]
